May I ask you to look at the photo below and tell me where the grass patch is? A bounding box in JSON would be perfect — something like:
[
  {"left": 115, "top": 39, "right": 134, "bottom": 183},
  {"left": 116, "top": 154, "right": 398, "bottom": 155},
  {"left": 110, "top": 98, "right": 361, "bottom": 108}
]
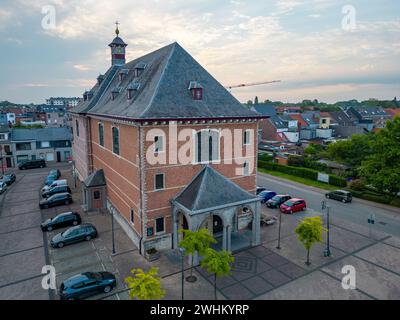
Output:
[{"left": 258, "top": 168, "right": 338, "bottom": 191}]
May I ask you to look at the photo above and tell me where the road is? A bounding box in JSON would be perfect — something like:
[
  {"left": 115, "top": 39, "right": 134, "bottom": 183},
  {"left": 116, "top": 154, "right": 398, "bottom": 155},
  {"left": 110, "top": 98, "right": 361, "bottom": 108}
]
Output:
[{"left": 257, "top": 172, "right": 400, "bottom": 238}]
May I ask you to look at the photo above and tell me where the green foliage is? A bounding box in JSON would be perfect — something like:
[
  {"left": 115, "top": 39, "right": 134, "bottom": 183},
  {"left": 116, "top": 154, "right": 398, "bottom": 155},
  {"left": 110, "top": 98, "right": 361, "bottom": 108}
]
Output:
[
  {"left": 13, "top": 124, "right": 44, "bottom": 129},
  {"left": 359, "top": 117, "right": 400, "bottom": 194},
  {"left": 258, "top": 153, "right": 273, "bottom": 162},
  {"left": 201, "top": 248, "right": 234, "bottom": 277},
  {"left": 327, "top": 134, "right": 374, "bottom": 167},
  {"left": 328, "top": 174, "right": 347, "bottom": 187},
  {"left": 179, "top": 228, "right": 217, "bottom": 256},
  {"left": 348, "top": 179, "right": 365, "bottom": 191},
  {"left": 125, "top": 267, "right": 165, "bottom": 300},
  {"left": 304, "top": 145, "right": 317, "bottom": 155},
  {"left": 295, "top": 216, "right": 326, "bottom": 263}
]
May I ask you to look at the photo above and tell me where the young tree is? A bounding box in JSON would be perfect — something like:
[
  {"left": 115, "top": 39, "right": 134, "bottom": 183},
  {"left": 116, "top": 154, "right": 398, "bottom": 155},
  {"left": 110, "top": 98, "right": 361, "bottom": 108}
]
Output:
[
  {"left": 179, "top": 228, "right": 217, "bottom": 282},
  {"left": 359, "top": 116, "right": 400, "bottom": 194},
  {"left": 201, "top": 248, "right": 234, "bottom": 300},
  {"left": 295, "top": 216, "right": 326, "bottom": 265},
  {"left": 125, "top": 267, "right": 165, "bottom": 300}
]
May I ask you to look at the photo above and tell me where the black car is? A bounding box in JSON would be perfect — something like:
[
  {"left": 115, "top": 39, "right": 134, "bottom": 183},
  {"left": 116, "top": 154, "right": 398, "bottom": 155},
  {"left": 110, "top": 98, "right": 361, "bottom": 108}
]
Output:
[
  {"left": 49, "top": 169, "right": 61, "bottom": 180},
  {"left": 59, "top": 271, "right": 116, "bottom": 300},
  {"left": 41, "top": 212, "right": 81, "bottom": 232},
  {"left": 51, "top": 223, "right": 98, "bottom": 248},
  {"left": 39, "top": 192, "right": 72, "bottom": 209},
  {"left": 256, "top": 187, "right": 267, "bottom": 195},
  {"left": 18, "top": 159, "right": 46, "bottom": 170},
  {"left": 42, "top": 185, "right": 71, "bottom": 198},
  {"left": 1, "top": 173, "right": 16, "bottom": 186},
  {"left": 325, "top": 190, "right": 352, "bottom": 203},
  {"left": 266, "top": 195, "right": 292, "bottom": 208}
]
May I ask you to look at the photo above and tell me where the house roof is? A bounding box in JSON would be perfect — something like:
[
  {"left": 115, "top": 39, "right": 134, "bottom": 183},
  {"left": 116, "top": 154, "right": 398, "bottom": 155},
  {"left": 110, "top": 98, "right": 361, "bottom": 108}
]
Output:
[
  {"left": 71, "top": 42, "right": 263, "bottom": 120},
  {"left": 288, "top": 114, "right": 307, "bottom": 126},
  {"left": 268, "top": 115, "right": 288, "bottom": 129},
  {"left": 71, "top": 42, "right": 262, "bottom": 121},
  {"left": 385, "top": 108, "right": 400, "bottom": 117},
  {"left": 252, "top": 103, "right": 276, "bottom": 117},
  {"left": 173, "top": 166, "right": 258, "bottom": 214},
  {"left": 353, "top": 106, "right": 389, "bottom": 118},
  {"left": 10, "top": 127, "right": 72, "bottom": 142},
  {"left": 84, "top": 169, "right": 106, "bottom": 187},
  {"left": 301, "top": 113, "right": 318, "bottom": 125}
]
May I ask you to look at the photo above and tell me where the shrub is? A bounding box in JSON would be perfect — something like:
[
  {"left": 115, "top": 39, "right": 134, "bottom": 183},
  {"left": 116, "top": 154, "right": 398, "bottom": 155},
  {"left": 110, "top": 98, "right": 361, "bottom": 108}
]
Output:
[
  {"left": 329, "top": 175, "right": 347, "bottom": 187},
  {"left": 349, "top": 179, "right": 365, "bottom": 191},
  {"left": 390, "top": 198, "right": 400, "bottom": 208}
]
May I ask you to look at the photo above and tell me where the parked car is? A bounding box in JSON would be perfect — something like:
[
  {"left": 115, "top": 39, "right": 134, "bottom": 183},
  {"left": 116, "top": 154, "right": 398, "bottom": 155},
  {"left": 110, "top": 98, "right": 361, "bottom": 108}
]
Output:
[
  {"left": 42, "top": 185, "right": 71, "bottom": 198},
  {"left": 59, "top": 271, "right": 116, "bottom": 300},
  {"left": 41, "top": 212, "right": 81, "bottom": 232},
  {"left": 0, "top": 173, "right": 16, "bottom": 186},
  {"left": 256, "top": 187, "right": 267, "bottom": 195},
  {"left": 258, "top": 190, "right": 277, "bottom": 203},
  {"left": 0, "top": 182, "right": 7, "bottom": 194},
  {"left": 42, "top": 179, "right": 68, "bottom": 192},
  {"left": 49, "top": 169, "right": 61, "bottom": 180},
  {"left": 39, "top": 192, "right": 72, "bottom": 209},
  {"left": 44, "top": 175, "right": 57, "bottom": 186},
  {"left": 18, "top": 159, "right": 46, "bottom": 170},
  {"left": 50, "top": 223, "right": 98, "bottom": 248},
  {"left": 280, "top": 198, "right": 307, "bottom": 214},
  {"left": 325, "top": 190, "right": 352, "bottom": 203},
  {"left": 266, "top": 195, "right": 292, "bottom": 208},
  {"left": 260, "top": 213, "right": 277, "bottom": 226}
]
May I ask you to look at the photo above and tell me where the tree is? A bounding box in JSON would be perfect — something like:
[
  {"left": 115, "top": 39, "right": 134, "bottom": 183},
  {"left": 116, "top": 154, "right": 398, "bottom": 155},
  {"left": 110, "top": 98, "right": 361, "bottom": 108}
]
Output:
[
  {"left": 304, "top": 144, "right": 317, "bottom": 156},
  {"left": 254, "top": 96, "right": 259, "bottom": 105},
  {"left": 295, "top": 216, "right": 326, "bottom": 265},
  {"left": 179, "top": 228, "right": 217, "bottom": 282},
  {"left": 125, "top": 267, "right": 165, "bottom": 300},
  {"left": 359, "top": 116, "right": 400, "bottom": 194},
  {"left": 201, "top": 248, "right": 234, "bottom": 300}
]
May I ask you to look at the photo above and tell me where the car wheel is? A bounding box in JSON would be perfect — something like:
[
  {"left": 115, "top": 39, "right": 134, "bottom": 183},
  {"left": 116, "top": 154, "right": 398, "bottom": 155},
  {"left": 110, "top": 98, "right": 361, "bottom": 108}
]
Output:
[
  {"left": 103, "top": 285, "right": 112, "bottom": 293},
  {"left": 65, "top": 200, "right": 69, "bottom": 205},
  {"left": 58, "top": 242, "right": 64, "bottom": 248},
  {"left": 44, "top": 204, "right": 49, "bottom": 209},
  {"left": 289, "top": 210, "right": 293, "bottom": 214},
  {"left": 40, "top": 165, "right": 44, "bottom": 168},
  {"left": 85, "top": 235, "right": 92, "bottom": 241},
  {"left": 342, "top": 199, "right": 346, "bottom": 203},
  {"left": 326, "top": 194, "right": 330, "bottom": 199},
  {"left": 47, "top": 226, "right": 53, "bottom": 232},
  {"left": 72, "top": 221, "right": 78, "bottom": 226}
]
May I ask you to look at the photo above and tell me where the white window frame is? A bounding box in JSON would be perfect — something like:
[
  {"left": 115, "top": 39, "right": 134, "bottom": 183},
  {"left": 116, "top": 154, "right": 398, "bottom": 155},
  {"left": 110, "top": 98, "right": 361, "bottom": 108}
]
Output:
[
  {"left": 243, "top": 161, "right": 250, "bottom": 176},
  {"left": 111, "top": 126, "right": 120, "bottom": 156},
  {"left": 243, "top": 130, "right": 251, "bottom": 146},
  {"left": 154, "top": 173, "right": 165, "bottom": 191},
  {"left": 193, "top": 129, "right": 221, "bottom": 165},
  {"left": 98, "top": 122, "right": 105, "bottom": 147},
  {"left": 41, "top": 141, "right": 50, "bottom": 148}
]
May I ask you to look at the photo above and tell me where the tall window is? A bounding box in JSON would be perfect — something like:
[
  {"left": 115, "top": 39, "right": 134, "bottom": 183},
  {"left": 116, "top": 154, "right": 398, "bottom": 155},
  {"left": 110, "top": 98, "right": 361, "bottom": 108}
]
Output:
[
  {"left": 243, "top": 161, "right": 250, "bottom": 176},
  {"left": 154, "top": 136, "right": 164, "bottom": 153},
  {"left": 112, "top": 127, "right": 119, "bottom": 155},
  {"left": 195, "top": 130, "right": 220, "bottom": 163},
  {"left": 98, "top": 123, "right": 104, "bottom": 147},
  {"left": 130, "top": 209, "right": 134, "bottom": 224},
  {"left": 75, "top": 120, "right": 80, "bottom": 137},
  {"left": 155, "top": 217, "right": 165, "bottom": 233},
  {"left": 155, "top": 173, "right": 165, "bottom": 190},
  {"left": 243, "top": 130, "right": 251, "bottom": 145}
]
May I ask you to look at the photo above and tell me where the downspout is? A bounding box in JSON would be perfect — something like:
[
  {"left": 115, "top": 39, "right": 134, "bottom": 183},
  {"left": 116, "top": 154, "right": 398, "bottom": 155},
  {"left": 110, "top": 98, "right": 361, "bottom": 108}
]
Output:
[{"left": 138, "top": 125, "right": 145, "bottom": 255}]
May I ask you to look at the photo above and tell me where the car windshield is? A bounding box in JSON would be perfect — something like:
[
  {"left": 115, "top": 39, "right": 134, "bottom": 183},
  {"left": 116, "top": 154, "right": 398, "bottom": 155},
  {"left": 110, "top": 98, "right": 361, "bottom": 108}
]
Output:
[
  {"left": 84, "top": 272, "right": 102, "bottom": 281},
  {"left": 62, "top": 227, "right": 78, "bottom": 237},
  {"left": 271, "top": 195, "right": 282, "bottom": 201},
  {"left": 284, "top": 201, "right": 294, "bottom": 206}
]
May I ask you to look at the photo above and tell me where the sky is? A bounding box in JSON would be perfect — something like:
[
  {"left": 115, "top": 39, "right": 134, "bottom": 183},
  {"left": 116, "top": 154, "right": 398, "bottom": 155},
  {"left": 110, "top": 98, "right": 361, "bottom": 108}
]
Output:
[{"left": 0, "top": 0, "right": 399, "bottom": 104}]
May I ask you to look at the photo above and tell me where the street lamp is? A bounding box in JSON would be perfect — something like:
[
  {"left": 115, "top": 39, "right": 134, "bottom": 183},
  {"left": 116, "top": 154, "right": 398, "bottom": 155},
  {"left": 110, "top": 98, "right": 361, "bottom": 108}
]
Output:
[
  {"left": 111, "top": 209, "right": 116, "bottom": 255},
  {"left": 179, "top": 247, "right": 185, "bottom": 300},
  {"left": 276, "top": 209, "right": 282, "bottom": 250},
  {"left": 323, "top": 203, "right": 331, "bottom": 257}
]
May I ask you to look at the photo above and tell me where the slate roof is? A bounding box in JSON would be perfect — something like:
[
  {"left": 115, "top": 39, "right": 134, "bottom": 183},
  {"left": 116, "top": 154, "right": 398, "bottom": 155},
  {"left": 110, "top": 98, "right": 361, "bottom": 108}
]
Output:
[
  {"left": 353, "top": 106, "right": 390, "bottom": 118},
  {"left": 71, "top": 42, "right": 262, "bottom": 120},
  {"left": 252, "top": 103, "right": 276, "bottom": 117},
  {"left": 10, "top": 127, "right": 72, "bottom": 142},
  {"left": 84, "top": 169, "right": 106, "bottom": 187},
  {"left": 268, "top": 115, "right": 288, "bottom": 129},
  {"left": 173, "top": 166, "right": 258, "bottom": 214}
]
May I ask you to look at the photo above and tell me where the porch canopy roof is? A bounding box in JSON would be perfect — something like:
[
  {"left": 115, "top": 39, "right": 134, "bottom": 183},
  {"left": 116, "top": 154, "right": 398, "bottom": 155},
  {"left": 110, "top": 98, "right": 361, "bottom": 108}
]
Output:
[
  {"left": 172, "top": 166, "right": 258, "bottom": 215},
  {"left": 84, "top": 169, "right": 106, "bottom": 188}
]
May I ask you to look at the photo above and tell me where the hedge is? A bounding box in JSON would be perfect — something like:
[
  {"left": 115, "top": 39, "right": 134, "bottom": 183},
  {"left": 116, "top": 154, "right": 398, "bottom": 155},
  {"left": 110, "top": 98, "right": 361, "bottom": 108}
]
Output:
[{"left": 258, "top": 161, "right": 347, "bottom": 187}]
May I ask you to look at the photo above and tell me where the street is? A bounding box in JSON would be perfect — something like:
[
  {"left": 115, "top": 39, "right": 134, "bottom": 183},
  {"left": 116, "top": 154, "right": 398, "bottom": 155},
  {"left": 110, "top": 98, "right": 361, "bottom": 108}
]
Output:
[{"left": 257, "top": 172, "right": 400, "bottom": 238}]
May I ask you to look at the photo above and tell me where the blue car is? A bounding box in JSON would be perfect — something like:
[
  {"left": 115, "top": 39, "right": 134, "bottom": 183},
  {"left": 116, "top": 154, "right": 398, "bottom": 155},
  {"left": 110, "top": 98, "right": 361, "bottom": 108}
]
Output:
[
  {"left": 258, "top": 190, "right": 277, "bottom": 203},
  {"left": 44, "top": 175, "right": 57, "bottom": 186},
  {"left": 59, "top": 271, "right": 116, "bottom": 300}
]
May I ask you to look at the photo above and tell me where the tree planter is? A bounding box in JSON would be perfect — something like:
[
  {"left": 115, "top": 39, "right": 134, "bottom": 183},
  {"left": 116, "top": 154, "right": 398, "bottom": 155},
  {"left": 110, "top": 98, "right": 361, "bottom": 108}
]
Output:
[{"left": 144, "top": 248, "right": 160, "bottom": 262}]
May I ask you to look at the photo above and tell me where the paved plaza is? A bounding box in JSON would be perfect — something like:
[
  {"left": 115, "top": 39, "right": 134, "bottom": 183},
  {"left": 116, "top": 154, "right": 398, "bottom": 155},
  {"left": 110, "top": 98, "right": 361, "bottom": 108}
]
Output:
[{"left": 0, "top": 164, "right": 399, "bottom": 300}]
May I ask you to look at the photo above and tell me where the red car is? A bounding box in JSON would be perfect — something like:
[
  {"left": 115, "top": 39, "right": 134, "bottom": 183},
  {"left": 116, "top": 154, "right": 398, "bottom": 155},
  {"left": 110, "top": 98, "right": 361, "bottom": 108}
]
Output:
[{"left": 280, "top": 198, "right": 306, "bottom": 214}]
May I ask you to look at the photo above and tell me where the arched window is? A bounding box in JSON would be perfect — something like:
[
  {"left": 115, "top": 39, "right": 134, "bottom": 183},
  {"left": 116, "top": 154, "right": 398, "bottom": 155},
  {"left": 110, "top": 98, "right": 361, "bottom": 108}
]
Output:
[
  {"left": 112, "top": 127, "right": 119, "bottom": 155},
  {"left": 195, "top": 130, "right": 220, "bottom": 163},
  {"left": 98, "top": 123, "right": 104, "bottom": 147}
]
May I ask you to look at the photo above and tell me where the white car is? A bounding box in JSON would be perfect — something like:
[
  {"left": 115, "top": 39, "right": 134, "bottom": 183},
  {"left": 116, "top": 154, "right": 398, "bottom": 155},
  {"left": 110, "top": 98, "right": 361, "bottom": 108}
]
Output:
[
  {"left": 41, "top": 179, "right": 68, "bottom": 193},
  {"left": 0, "top": 182, "right": 7, "bottom": 194}
]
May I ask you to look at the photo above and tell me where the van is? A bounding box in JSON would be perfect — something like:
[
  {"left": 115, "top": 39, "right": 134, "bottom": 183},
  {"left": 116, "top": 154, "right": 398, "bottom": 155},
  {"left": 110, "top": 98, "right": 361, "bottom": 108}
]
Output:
[
  {"left": 18, "top": 159, "right": 46, "bottom": 170},
  {"left": 325, "top": 190, "right": 352, "bottom": 203},
  {"left": 41, "top": 179, "right": 68, "bottom": 193}
]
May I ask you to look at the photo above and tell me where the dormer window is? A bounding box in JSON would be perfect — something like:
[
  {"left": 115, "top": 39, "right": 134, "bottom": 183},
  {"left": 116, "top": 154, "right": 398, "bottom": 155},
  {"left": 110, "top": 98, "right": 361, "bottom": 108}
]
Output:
[
  {"left": 188, "top": 81, "right": 203, "bottom": 100},
  {"left": 97, "top": 74, "right": 105, "bottom": 85},
  {"left": 133, "top": 62, "right": 147, "bottom": 77},
  {"left": 119, "top": 69, "right": 129, "bottom": 81},
  {"left": 111, "top": 87, "right": 122, "bottom": 101},
  {"left": 87, "top": 91, "right": 94, "bottom": 100},
  {"left": 127, "top": 82, "right": 140, "bottom": 100},
  {"left": 83, "top": 91, "right": 89, "bottom": 101}
]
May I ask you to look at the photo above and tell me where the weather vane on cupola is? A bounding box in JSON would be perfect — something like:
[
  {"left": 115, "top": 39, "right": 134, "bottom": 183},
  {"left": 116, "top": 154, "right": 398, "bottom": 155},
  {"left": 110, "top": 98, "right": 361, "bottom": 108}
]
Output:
[{"left": 115, "top": 20, "right": 120, "bottom": 36}]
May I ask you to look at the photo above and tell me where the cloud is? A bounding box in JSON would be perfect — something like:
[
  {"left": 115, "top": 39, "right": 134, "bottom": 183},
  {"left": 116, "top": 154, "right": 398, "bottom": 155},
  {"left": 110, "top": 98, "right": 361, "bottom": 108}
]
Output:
[{"left": 73, "top": 64, "right": 92, "bottom": 71}]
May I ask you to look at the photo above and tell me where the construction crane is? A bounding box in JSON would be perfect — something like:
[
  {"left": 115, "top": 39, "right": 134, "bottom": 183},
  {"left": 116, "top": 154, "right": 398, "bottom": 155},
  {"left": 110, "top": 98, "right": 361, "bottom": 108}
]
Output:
[{"left": 225, "top": 80, "right": 281, "bottom": 90}]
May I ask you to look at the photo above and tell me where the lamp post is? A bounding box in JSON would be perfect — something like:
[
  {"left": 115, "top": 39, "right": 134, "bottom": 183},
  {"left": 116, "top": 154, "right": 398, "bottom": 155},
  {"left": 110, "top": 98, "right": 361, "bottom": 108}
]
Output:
[
  {"left": 111, "top": 209, "right": 116, "bottom": 255},
  {"left": 72, "top": 159, "right": 77, "bottom": 188},
  {"left": 276, "top": 209, "right": 282, "bottom": 250},
  {"left": 179, "top": 247, "right": 185, "bottom": 300},
  {"left": 323, "top": 202, "right": 331, "bottom": 257}
]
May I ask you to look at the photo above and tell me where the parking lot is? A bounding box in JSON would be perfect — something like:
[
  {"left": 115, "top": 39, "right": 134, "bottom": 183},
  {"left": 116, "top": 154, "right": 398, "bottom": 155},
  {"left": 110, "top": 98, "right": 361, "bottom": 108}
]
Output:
[{"left": 1, "top": 164, "right": 399, "bottom": 300}]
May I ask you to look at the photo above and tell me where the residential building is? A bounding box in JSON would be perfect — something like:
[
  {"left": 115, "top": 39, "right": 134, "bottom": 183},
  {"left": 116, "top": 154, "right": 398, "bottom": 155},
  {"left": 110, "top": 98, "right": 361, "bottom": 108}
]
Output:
[
  {"left": 259, "top": 115, "right": 299, "bottom": 143},
  {"left": 46, "top": 97, "right": 81, "bottom": 108},
  {"left": 0, "top": 125, "right": 13, "bottom": 168},
  {"left": 46, "top": 111, "right": 67, "bottom": 127},
  {"left": 10, "top": 127, "right": 72, "bottom": 165},
  {"left": 385, "top": 108, "right": 400, "bottom": 118},
  {"left": 70, "top": 29, "right": 265, "bottom": 255}
]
